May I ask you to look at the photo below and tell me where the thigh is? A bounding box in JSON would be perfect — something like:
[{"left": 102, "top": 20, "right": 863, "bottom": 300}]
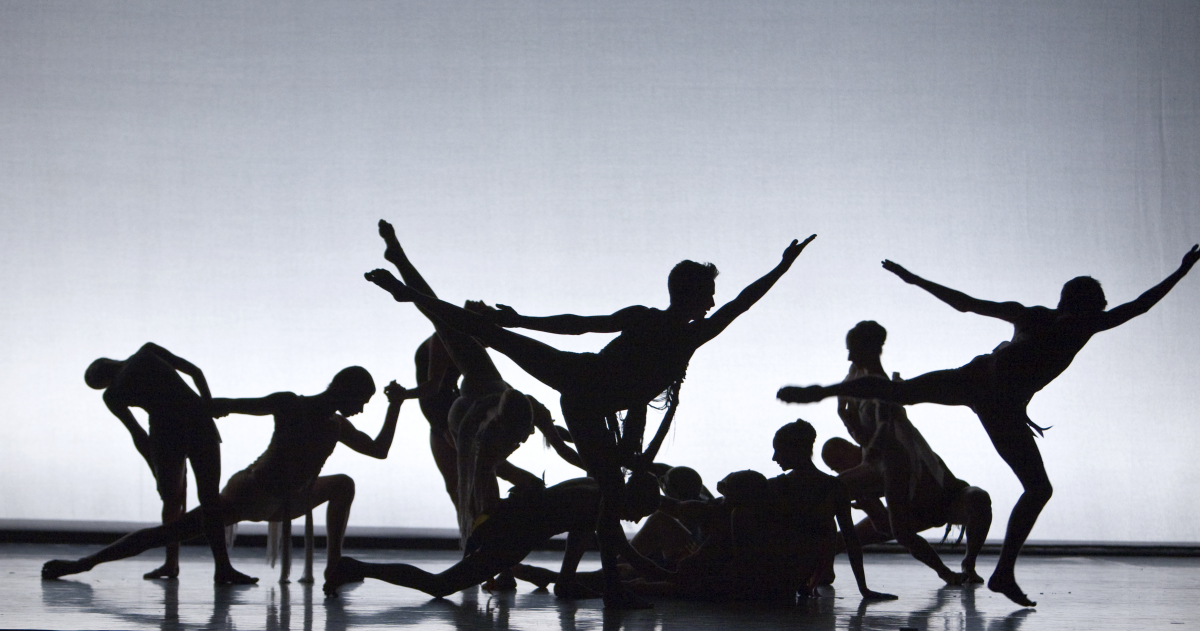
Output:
[
  {"left": 893, "top": 367, "right": 978, "bottom": 407},
  {"left": 184, "top": 417, "right": 224, "bottom": 503},
  {"left": 977, "top": 409, "right": 1048, "bottom": 490}
]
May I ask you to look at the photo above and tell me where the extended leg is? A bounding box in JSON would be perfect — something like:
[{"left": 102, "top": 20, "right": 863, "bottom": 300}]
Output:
[
  {"left": 43, "top": 511, "right": 205, "bottom": 579},
  {"left": 981, "top": 412, "right": 1049, "bottom": 607},
  {"left": 780, "top": 369, "right": 974, "bottom": 407}
]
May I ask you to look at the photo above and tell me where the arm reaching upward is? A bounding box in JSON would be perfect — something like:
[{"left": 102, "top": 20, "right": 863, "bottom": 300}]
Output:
[
  {"left": 882, "top": 260, "right": 1027, "bottom": 323},
  {"left": 338, "top": 381, "right": 407, "bottom": 459},
  {"left": 1096, "top": 245, "right": 1200, "bottom": 332},
  {"left": 699, "top": 235, "right": 816, "bottom": 342}
]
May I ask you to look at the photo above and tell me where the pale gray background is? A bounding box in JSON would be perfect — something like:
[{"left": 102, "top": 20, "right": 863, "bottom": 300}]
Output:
[{"left": 1, "top": 1, "right": 1197, "bottom": 542}]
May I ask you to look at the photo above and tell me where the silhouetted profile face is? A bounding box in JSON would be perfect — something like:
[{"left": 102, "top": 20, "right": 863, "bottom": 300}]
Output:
[
  {"left": 1058, "top": 276, "right": 1107, "bottom": 314},
  {"left": 668, "top": 260, "right": 718, "bottom": 320},
  {"left": 845, "top": 320, "right": 887, "bottom": 365},
  {"left": 772, "top": 419, "right": 817, "bottom": 472},
  {"left": 622, "top": 470, "right": 662, "bottom": 522},
  {"left": 327, "top": 366, "right": 375, "bottom": 417},
  {"left": 821, "top": 437, "right": 862, "bottom": 474},
  {"left": 84, "top": 358, "right": 122, "bottom": 389},
  {"left": 478, "top": 389, "right": 535, "bottom": 461}
]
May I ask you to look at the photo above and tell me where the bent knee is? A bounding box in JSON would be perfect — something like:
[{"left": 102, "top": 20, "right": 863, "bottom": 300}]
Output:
[{"left": 327, "top": 474, "right": 356, "bottom": 497}]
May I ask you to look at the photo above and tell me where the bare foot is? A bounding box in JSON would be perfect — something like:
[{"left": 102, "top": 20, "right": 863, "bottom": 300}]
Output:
[
  {"left": 939, "top": 569, "right": 966, "bottom": 586},
  {"left": 364, "top": 269, "right": 415, "bottom": 301},
  {"left": 323, "top": 558, "right": 365, "bottom": 598},
  {"left": 961, "top": 567, "right": 985, "bottom": 584},
  {"left": 378, "top": 220, "right": 405, "bottom": 265},
  {"left": 298, "top": 573, "right": 314, "bottom": 585},
  {"left": 603, "top": 588, "right": 654, "bottom": 610},
  {"left": 214, "top": 567, "right": 258, "bottom": 585},
  {"left": 143, "top": 563, "right": 179, "bottom": 580},
  {"left": 482, "top": 571, "right": 518, "bottom": 592},
  {"left": 42, "top": 559, "right": 89, "bottom": 580},
  {"left": 777, "top": 385, "right": 826, "bottom": 404},
  {"left": 988, "top": 575, "right": 1036, "bottom": 607}
]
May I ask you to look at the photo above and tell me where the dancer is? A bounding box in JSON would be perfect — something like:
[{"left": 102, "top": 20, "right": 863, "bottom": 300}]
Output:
[
  {"left": 766, "top": 420, "right": 896, "bottom": 601},
  {"left": 828, "top": 321, "right": 992, "bottom": 584},
  {"left": 323, "top": 474, "right": 665, "bottom": 599},
  {"left": 44, "top": 367, "right": 407, "bottom": 584},
  {"left": 413, "top": 334, "right": 463, "bottom": 510},
  {"left": 84, "top": 343, "right": 251, "bottom": 583},
  {"left": 366, "top": 227, "right": 815, "bottom": 608},
  {"left": 779, "top": 246, "right": 1200, "bottom": 606}
]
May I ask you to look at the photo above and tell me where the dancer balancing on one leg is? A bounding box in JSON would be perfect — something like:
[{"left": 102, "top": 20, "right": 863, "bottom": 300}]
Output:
[
  {"left": 84, "top": 343, "right": 253, "bottom": 584},
  {"left": 366, "top": 230, "right": 815, "bottom": 608},
  {"left": 44, "top": 367, "right": 409, "bottom": 585},
  {"left": 778, "top": 246, "right": 1200, "bottom": 606}
]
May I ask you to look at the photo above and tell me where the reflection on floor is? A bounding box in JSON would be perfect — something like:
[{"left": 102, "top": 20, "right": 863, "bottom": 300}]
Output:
[{"left": 11, "top": 543, "right": 1200, "bottom": 630}]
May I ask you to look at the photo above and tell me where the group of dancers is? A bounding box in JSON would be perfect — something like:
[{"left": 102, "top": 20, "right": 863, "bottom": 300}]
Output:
[{"left": 42, "top": 219, "right": 1200, "bottom": 610}]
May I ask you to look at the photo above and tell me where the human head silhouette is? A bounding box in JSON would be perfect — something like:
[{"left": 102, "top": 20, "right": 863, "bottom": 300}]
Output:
[
  {"left": 84, "top": 358, "right": 122, "bottom": 389},
  {"left": 772, "top": 419, "right": 817, "bottom": 472},
  {"left": 821, "top": 437, "right": 862, "bottom": 474},
  {"left": 662, "top": 466, "right": 704, "bottom": 501},
  {"left": 668, "top": 260, "right": 718, "bottom": 319},
  {"left": 846, "top": 320, "right": 887, "bottom": 365},
  {"left": 1058, "top": 276, "right": 1107, "bottom": 314},
  {"left": 477, "top": 389, "right": 536, "bottom": 461},
  {"left": 715, "top": 469, "right": 768, "bottom": 508},
  {"left": 327, "top": 366, "right": 375, "bottom": 417},
  {"left": 623, "top": 470, "right": 662, "bottom": 522}
]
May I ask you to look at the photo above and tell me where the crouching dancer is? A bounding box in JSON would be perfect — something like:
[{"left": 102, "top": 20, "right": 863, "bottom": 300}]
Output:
[{"left": 43, "top": 367, "right": 408, "bottom": 584}]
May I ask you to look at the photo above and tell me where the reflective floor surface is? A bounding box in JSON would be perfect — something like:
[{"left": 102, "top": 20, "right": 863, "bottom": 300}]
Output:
[{"left": 9, "top": 543, "right": 1199, "bottom": 630}]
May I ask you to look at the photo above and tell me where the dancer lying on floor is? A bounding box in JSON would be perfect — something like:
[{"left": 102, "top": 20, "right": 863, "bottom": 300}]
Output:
[
  {"left": 323, "top": 473, "right": 665, "bottom": 599},
  {"left": 44, "top": 368, "right": 408, "bottom": 584},
  {"left": 779, "top": 246, "right": 1200, "bottom": 606},
  {"left": 821, "top": 321, "right": 992, "bottom": 585},
  {"left": 84, "top": 342, "right": 250, "bottom": 583},
  {"left": 366, "top": 227, "right": 815, "bottom": 608}
]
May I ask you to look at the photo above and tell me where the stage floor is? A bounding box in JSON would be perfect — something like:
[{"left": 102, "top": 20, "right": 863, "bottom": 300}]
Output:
[{"left": 11, "top": 543, "right": 1199, "bottom": 630}]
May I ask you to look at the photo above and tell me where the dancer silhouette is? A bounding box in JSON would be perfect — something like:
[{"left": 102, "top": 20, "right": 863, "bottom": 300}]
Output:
[
  {"left": 45, "top": 367, "right": 408, "bottom": 586},
  {"left": 779, "top": 246, "right": 1200, "bottom": 606},
  {"left": 366, "top": 228, "right": 814, "bottom": 608},
  {"left": 821, "top": 321, "right": 992, "bottom": 585},
  {"left": 84, "top": 343, "right": 251, "bottom": 583}
]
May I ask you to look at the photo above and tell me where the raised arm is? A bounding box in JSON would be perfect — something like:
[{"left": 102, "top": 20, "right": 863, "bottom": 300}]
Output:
[
  {"left": 1096, "top": 245, "right": 1200, "bottom": 332},
  {"left": 102, "top": 393, "right": 154, "bottom": 472},
  {"left": 490, "top": 304, "right": 649, "bottom": 335},
  {"left": 835, "top": 481, "right": 897, "bottom": 600},
  {"left": 337, "top": 382, "right": 406, "bottom": 459},
  {"left": 698, "top": 235, "right": 816, "bottom": 342},
  {"left": 882, "top": 260, "right": 1027, "bottom": 323},
  {"left": 143, "top": 343, "right": 212, "bottom": 401}
]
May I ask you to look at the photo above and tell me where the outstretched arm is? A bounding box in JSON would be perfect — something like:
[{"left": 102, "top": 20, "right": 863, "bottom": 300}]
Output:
[
  {"left": 102, "top": 394, "right": 154, "bottom": 472},
  {"left": 143, "top": 343, "right": 212, "bottom": 401},
  {"left": 698, "top": 236, "right": 816, "bottom": 342},
  {"left": 489, "top": 304, "right": 649, "bottom": 335},
  {"left": 209, "top": 392, "right": 290, "bottom": 418},
  {"left": 882, "top": 260, "right": 1027, "bottom": 322},
  {"left": 1096, "top": 245, "right": 1200, "bottom": 331},
  {"left": 835, "top": 482, "right": 897, "bottom": 600},
  {"left": 338, "top": 382, "right": 407, "bottom": 459}
]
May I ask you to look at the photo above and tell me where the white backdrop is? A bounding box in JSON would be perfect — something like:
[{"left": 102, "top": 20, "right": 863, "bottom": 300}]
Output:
[{"left": 1, "top": 1, "right": 1197, "bottom": 542}]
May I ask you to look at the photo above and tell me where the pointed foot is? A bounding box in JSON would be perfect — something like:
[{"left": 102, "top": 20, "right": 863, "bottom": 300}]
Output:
[
  {"left": 988, "top": 575, "right": 1036, "bottom": 607},
  {"left": 364, "top": 269, "right": 414, "bottom": 301},
  {"left": 378, "top": 220, "right": 405, "bottom": 265},
  {"left": 777, "top": 385, "right": 826, "bottom": 404},
  {"left": 43, "top": 559, "right": 88, "bottom": 580}
]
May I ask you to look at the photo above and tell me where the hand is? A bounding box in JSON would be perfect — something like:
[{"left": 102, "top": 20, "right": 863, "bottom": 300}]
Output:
[
  {"left": 881, "top": 260, "right": 918, "bottom": 284},
  {"left": 859, "top": 588, "right": 898, "bottom": 600},
  {"left": 208, "top": 400, "right": 230, "bottom": 418},
  {"left": 1181, "top": 244, "right": 1199, "bottom": 273},
  {"left": 781, "top": 234, "right": 818, "bottom": 265},
  {"left": 383, "top": 380, "right": 408, "bottom": 403},
  {"left": 492, "top": 304, "right": 521, "bottom": 326}
]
